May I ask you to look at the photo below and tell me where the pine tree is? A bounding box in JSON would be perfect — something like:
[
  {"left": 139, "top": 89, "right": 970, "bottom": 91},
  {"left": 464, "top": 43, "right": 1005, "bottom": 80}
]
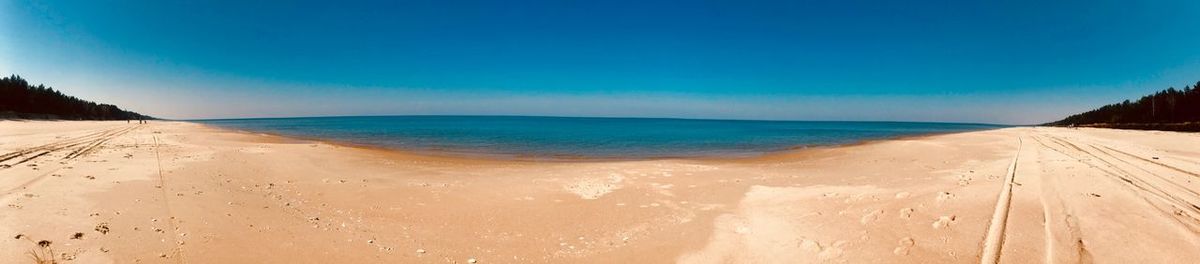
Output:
[{"left": 0, "top": 75, "right": 152, "bottom": 120}]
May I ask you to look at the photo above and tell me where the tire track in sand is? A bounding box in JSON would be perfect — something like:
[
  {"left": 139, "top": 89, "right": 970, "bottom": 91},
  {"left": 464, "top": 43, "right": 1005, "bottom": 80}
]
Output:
[
  {"left": 0, "top": 126, "right": 136, "bottom": 167},
  {"left": 1039, "top": 134, "right": 1200, "bottom": 233},
  {"left": 153, "top": 135, "right": 187, "bottom": 264},
  {"left": 1099, "top": 145, "right": 1200, "bottom": 179},
  {"left": 62, "top": 126, "right": 138, "bottom": 160},
  {"left": 1028, "top": 135, "right": 1093, "bottom": 264},
  {"left": 979, "top": 137, "right": 1022, "bottom": 264},
  {"left": 1, "top": 125, "right": 139, "bottom": 195},
  {"left": 0, "top": 128, "right": 111, "bottom": 164}
]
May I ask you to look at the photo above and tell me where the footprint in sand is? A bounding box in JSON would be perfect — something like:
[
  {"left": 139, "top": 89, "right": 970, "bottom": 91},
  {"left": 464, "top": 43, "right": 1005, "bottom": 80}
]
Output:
[
  {"left": 931, "top": 215, "right": 957, "bottom": 229},
  {"left": 899, "top": 208, "right": 915, "bottom": 219},
  {"left": 798, "top": 237, "right": 822, "bottom": 252},
  {"left": 957, "top": 175, "right": 972, "bottom": 186},
  {"left": 821, "top": 192, "right": 839, "bottom": 199},
  {"left": 860, "top": 209, "right": 884, "bottom": 224},
  {"left": 935, "top": 192, "right": 954, "bottom": 204},
  {"left": 818, "top": 240, "right": 849, "bottom": 260},
  {"left": 893, "top": 237, "right": 916, "bottom": 256}
]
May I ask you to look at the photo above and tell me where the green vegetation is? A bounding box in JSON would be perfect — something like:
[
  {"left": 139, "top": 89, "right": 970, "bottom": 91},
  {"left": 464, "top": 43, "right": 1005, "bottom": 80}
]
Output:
[
  {"left": 0, "top": 75, "right": 151, "bottom": 120},
  {"left": 1047, "top": 81, "right": 1200, "bottom": 131}
]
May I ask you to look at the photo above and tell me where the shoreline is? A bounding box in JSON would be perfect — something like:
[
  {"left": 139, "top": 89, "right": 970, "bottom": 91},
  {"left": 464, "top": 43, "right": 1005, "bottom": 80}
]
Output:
[
  {"left": 190, "top": 121, "right": 1006, "bottom": 163},
  {"left": 2, "top": 121, "right": 1197, "bottom": 263}
]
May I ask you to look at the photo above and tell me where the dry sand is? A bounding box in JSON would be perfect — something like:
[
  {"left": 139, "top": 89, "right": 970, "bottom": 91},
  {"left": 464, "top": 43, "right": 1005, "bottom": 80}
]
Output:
[{"left": 1, "top": 121, "right": 1198, "bottom": 263}]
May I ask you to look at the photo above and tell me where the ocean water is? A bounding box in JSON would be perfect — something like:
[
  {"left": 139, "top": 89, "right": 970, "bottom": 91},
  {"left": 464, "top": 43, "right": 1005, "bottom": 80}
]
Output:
[{"left": 196, "top": 116, "right": 1003, "bottom": 159}]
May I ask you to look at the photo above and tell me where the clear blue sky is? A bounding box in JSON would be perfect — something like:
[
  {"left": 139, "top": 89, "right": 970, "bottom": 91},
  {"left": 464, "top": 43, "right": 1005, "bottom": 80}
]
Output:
[{"left": 4, "top": 0, "right": 1200, "bottom": 124}]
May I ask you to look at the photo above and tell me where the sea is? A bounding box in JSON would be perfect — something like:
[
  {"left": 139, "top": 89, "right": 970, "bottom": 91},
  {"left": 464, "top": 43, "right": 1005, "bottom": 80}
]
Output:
[{"left": 195, "top": 116, "right": 1004, "bottom": 159}]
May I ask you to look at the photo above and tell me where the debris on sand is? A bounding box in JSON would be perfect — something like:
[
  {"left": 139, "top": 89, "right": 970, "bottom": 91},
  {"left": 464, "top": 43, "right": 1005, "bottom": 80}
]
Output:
[
  {"left": 71, "top": 233, "right": 84, "bottom": 239},
  {"left": 95, "top": 223, "right": 111, "bottom": 234},
  {"left": 37, "top": 240, "right": 52, "bottom": 247}
]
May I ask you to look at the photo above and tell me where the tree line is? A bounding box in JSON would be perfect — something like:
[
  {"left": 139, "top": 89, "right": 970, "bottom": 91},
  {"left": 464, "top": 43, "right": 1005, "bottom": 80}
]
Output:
[
  {"left": 0, "top": 75, "right": 152, "bottom": 120},
  {"left": 1047, "top": 81, "right": 1200, "bottom": 128}
]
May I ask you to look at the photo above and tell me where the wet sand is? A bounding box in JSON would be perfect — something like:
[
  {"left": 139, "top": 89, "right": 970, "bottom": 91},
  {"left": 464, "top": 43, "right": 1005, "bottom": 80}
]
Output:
[{"left": 1, "top": 121, "right": 1198, "bottom": 263}]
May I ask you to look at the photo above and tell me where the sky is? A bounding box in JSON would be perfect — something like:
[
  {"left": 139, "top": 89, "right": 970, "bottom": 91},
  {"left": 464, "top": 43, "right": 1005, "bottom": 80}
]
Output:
[{"left": 3, "top": 0, "right": 1200, "bottom": 124}]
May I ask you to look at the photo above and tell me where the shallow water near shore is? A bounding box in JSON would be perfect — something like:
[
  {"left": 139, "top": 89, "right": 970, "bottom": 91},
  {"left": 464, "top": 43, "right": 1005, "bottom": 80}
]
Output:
[{"left": 195, "top": 115, "right": 1004, "bottom": 158}]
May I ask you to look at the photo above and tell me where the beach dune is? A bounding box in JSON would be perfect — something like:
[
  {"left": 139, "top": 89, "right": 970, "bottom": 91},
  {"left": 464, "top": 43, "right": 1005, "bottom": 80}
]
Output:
[{"left": 1, "top": 121, "right": 1198, "bottom": 263}]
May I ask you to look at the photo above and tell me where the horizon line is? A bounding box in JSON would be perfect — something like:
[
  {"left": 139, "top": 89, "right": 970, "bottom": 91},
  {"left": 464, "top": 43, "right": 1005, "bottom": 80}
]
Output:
[{"left": 182, "top": 114, "right": 1016, "bottom": 127}]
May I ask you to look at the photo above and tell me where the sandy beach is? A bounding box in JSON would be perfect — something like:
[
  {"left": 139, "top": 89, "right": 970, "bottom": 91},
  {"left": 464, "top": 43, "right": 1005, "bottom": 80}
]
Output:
[{"left": 2, "top": 121, "right": 1198, "bottom": 263}]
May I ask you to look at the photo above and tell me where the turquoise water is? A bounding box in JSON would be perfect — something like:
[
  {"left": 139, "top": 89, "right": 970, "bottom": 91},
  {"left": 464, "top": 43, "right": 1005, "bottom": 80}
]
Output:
[{"left": 196, "top": 116, "right": 1003, "bottom": 159}]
